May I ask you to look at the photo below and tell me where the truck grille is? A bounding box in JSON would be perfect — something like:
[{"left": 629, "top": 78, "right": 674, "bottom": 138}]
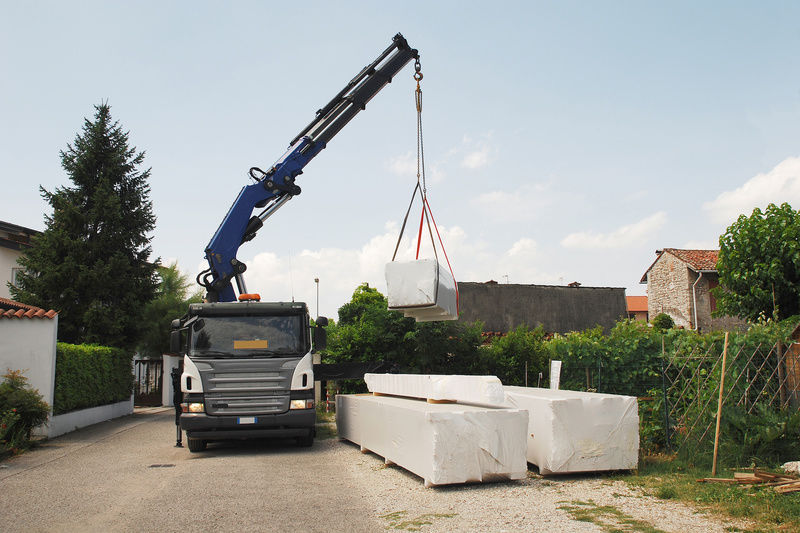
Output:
[{"left": 198, "top": 359, "right": 298, "bottom": 416}]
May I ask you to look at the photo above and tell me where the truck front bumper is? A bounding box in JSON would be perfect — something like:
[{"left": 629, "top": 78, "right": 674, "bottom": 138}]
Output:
[{"left": 180, "top": 409, "right": 316, "bottom": 440}]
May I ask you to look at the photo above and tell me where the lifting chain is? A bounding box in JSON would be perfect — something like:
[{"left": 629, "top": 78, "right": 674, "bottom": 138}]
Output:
[{"left": 414, "top": 59, "right": 426, "bottom": 197}]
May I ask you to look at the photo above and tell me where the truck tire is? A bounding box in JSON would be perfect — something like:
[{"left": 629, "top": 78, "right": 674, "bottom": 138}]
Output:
[
  {"left": 187, "top": 438, "right": 207, "bottom": 452},
  {"left": 297, "top": 429, "right": 314, "bottom": 448}
]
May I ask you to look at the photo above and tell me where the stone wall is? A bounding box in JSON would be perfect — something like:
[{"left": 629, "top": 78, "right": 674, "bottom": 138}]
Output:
[
  {"left": 457, "top": 282, "right": 627, "bottom": 334},
  {"left": 646, "top": 253, "right": 693, "bottom": 328}
]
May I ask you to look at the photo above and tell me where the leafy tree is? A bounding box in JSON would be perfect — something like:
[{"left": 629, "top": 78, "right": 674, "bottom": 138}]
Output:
[
  {"left": 325, "top": 283, "right": 483, "bottom": 375},
  {"left": 11, "top": 103, "right": 158, "bottom": 348},
  {"left": 405, "top": 320, "right": 483, "bottom": 374},
  {"left": 325, "top": 283, "right": 416, "bottom": 366},
  {"left": 137, "top": 262, "right": 203, "bottom": 357},
  {"left": 716, "top": 202, "right": 800, "bottom": 321}
]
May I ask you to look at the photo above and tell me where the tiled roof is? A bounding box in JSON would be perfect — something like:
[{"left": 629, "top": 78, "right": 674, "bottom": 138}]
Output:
[
  {"left": 663, "top": 248, "right": 719, "bottom": 271},
  {"left": 640, "top": 248, "right": 719, "bottom": 283},
  {"left": 626, "top": 295, "right": 648, "bottom": 312},
  {"left": 0, "top": 297, "right": 57, "bottom": 320}
]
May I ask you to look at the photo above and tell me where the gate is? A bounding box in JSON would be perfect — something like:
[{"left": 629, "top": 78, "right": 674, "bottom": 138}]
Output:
[{"left": 134, "top": 359, "right": 163, "bottom": 406}]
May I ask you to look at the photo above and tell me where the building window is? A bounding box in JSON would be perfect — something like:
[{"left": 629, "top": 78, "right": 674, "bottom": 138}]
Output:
[{"left": 11, "top": 267, "right": 24, "bottom": 287}]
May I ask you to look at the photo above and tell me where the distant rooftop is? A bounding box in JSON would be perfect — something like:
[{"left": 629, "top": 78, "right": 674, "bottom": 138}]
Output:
[
  {"left": 0, "top": 220, "right": 41, "bottom": 251},
  {"left": 626, "top": 295, "right": 648, "bottom": 313},
  {"left": 640, "top": 248, "right": 719, "bottom": 283}
]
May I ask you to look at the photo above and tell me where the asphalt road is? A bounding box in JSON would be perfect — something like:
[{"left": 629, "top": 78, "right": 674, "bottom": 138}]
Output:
[{"left": 0, "top": 408, "right": 380, "bottom": 532}]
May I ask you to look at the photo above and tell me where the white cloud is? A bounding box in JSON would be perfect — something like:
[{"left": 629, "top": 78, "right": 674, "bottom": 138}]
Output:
[
  {"left": 236, "top": 223, "right": 561, "bottom": 320},
  {"left": 387, "top": 132, "right": 494, "bottom": 184},
  {"left": 561, "top": 212, "right": 667, "bottom": 249},
  {"left": 508, "top": 238, "right": 537, "bottom": 257},
  {"left": 682, "top": 239, "right": 719, "bottom": 250},
  {"left": 461, "top": 145, "right": 490, "bottom": 169},
  {"left": 704, "top": 156, "right": 800, "bottom": 224},
  {"left": 472, "top": 183, "right": 554, "bottom": 222},
  {"left": 387, "top": 151, "right": 416, "bottom": 177}
]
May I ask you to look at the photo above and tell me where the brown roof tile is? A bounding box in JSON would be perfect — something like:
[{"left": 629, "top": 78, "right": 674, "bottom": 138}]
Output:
[
  {"left": 640, "top": 248, "right": 719, "bottom": 283},
  {"left": 663, "top": 248, "right": 719, "bottom": 271},
  {"left": 0, "top": 297, "right": 57, "bottom": 320},
  {"left": 626, "top": 295, "right": 648, "bottom": 312}
]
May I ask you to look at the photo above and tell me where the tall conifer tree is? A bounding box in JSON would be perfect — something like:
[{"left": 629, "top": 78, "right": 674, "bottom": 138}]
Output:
[{"left": 11, "top": 103, "right": 158, "bottom": 347}]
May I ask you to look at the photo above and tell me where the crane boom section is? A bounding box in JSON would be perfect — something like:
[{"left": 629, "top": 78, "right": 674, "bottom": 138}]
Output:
[{"left": 201, "top": 34, "right": 418, "bottom": 302}]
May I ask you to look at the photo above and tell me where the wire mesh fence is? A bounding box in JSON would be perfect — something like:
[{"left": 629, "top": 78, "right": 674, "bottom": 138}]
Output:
[
  {"left": 557, "top": 333, "right": 800, "bottom": 458},
  {"left": 663, "top": 338, "right": 800, "bottom": 455}
]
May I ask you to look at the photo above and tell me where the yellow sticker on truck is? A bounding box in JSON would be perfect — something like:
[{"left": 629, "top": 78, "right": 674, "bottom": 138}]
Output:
[{"left": 233, "top": 339, "right": 269, "bottom": 349}]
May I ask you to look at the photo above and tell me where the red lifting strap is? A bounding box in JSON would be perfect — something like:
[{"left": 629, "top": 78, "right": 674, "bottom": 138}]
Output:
[{"left": 419, "top": 197, "right": 459, "bottom": 312}]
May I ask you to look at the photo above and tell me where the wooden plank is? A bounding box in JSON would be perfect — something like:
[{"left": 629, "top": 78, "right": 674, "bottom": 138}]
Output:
[{"left": 774, "top": 481, "right": 800, "bottom": 494}]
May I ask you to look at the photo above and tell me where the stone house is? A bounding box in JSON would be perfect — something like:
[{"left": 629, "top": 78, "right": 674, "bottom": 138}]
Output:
[
  {"left": 640, "top": 248, "right": 745, "bottom": 331},
  {"left": 0, "top": 220, "right": 40, "bottom": 299}
]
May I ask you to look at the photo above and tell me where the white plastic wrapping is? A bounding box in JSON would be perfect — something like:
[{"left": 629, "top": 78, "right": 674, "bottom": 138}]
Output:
[
  {"left": 503, "top": 386, "right": 639, "bottom": 475},
  {"left": 385, "top": 259, "right": 458, "bottom": 322},
  {"left": 336, "top": 394, "right": 528, "bottom": 487},
  {"left": 364, "top": 373, "right": 505, "bottom": 406}
]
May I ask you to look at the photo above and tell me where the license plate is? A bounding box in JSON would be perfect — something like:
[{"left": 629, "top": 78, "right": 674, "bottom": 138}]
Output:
[{"left": 237, "top": 417, "right": 257, "bottom": 424}]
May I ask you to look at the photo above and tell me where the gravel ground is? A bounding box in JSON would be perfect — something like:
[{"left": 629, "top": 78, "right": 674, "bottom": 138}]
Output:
[
  {"left": 330, "top": 436, "right": 756, "bottom": 533},
  {"left": 0, "top": 410, "right": 757, "bottom": 532}
]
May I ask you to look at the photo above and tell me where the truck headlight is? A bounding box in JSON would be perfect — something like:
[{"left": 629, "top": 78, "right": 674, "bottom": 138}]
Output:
[
  {"left": 181, "top": 402, "right": 205, "bottom": 413},
  {"left": 290, "top": 399, "right": 314, "bottom": 410}
]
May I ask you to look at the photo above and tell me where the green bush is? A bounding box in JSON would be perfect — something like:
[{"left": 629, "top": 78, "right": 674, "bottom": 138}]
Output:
[
  {"left": 53, "top": 343, "right": 134, "bottom": 415},
  {"left": 0, "top": 369, "right": 50, "bottom": 456},
  {"left": 479, "top": 325, "right": 548, "bottom": 386},
  {"left": 651, "top": 313, "right": 675, "bottom": 330}
]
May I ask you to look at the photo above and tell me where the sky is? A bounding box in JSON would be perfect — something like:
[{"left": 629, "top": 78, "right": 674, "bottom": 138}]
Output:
[{"left": 2, "top": 1, "right": 800, "bottom": 320}]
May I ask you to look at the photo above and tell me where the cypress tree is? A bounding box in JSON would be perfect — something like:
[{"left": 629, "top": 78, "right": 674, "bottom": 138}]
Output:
[{"left": 11, "top": 103, "right": 158, "bottom": 348}]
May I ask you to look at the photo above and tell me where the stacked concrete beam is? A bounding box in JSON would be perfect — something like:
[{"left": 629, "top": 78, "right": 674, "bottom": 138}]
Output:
[
  {"left": 363, "top": 373, "right": 505, "bottom": 406},
  {"left": 336, "top": 378, "right": 528, "bottom": 488},
  {"left": 364, "top": 375, "right": 640, "bottom": 475},
  {"left": 503, "top": 386, "right": 639, "bottom": 475}
]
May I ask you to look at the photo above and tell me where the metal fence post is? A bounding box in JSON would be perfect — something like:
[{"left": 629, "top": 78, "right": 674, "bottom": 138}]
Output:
[{"left": 661, "top": 336, "right": 671, "bottom": 452}]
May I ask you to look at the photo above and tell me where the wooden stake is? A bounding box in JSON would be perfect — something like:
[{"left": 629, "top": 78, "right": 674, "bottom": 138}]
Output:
[{"left": 712, "top": 332, "right": 729, "bottom": 477}]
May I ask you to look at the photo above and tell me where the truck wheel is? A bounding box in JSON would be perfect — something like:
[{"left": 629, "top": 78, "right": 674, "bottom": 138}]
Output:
[
  {"left": 297, "top": 430, "right": 314, "bottom": 448},
  {"left": 187, "top": 438, "right": 207, "bottom": 452}
]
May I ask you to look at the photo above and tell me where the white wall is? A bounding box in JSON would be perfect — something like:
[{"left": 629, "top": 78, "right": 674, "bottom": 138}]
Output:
[
  {"left": 0, "top": 247, "right": 22, "bottom": 299},
  {"left": 0, "top": 316, "right": 58, "bottom": 408},
  {"left": 161, "top": 355, "right": 181, "bottom": 407}
]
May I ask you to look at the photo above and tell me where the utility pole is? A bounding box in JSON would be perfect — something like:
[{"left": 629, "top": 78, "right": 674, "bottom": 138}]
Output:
[{"left": 314, "top": 277, "right": 320, "bottom": 319}]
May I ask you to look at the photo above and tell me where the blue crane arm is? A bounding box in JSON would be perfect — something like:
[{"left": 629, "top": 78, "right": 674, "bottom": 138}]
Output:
[{"left": 199, "top": 34, "right": 419, "bottom": 302}]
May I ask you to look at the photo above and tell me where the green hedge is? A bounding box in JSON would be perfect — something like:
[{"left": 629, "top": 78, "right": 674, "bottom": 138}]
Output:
[{"left": 53, "top": 343, "right": 134, "bottom": 415}]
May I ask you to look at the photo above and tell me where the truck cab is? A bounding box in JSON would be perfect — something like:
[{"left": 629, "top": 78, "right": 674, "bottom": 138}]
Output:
[{"left": 171, "top": 301, "right": 325, "bottom": 452}]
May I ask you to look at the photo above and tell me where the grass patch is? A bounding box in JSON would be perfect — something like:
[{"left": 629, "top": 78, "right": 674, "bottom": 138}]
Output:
[
  {"left": 616, "top": 456, "right": 800, "bottom": 532},
  {"left": 558, "top": 499, "right": 665, "bottom": 533},
  {"left": 381, "top": 510, "right": 456, "bottom": 531},
  {"left": 315, "top": 408, "right": 337, "bottom": 440}
]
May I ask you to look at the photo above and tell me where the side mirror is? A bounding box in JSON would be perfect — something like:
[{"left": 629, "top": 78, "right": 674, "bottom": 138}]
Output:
[
  {"left": 316, "top": 316, "right": 329, "bottom": 327},
  {"left": 313, "top": 325, "right": 327, "bottom": 352},
  {"left": 170, "top": 330, "right": 183, "bottom": 354}
]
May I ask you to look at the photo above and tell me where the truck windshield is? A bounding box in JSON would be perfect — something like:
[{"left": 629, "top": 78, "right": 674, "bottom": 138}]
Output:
[{"left": 190, "top": 315, "right": 306, "bottom": 357}]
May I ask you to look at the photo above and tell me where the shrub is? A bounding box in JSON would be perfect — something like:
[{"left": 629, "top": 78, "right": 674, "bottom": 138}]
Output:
[
  {"left": 54, "top": 343, "right": 134, "bottom": 414},
  {"left": 0, "top": 369, "right": 50, "bottom": 456},
  {"left": 651, "top": 313, "right": 674, "bottom": 330},
  {"left": 480, "top": 325, "right": 548, "bottom": 386}
]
